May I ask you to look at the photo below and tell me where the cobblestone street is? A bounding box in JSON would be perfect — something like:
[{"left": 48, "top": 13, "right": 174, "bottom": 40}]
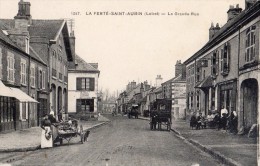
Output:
[{"left": 1, "top": 115, "right": 222, "bottom": 166}]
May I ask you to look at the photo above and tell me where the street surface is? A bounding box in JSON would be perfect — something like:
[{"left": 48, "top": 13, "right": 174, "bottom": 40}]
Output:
[{"left": 1, "top": 115, "right": 221, "bottom": 166}]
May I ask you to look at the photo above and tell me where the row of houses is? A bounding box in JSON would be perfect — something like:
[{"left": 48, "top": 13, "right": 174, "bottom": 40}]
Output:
[
  {"left": 185, "top": 0, "right": 260, "bottom": 132},
  {"left": 0, "top": 0, "right": 100, "bottom": 132},
  {"left": 117, "top": 0, "right": 260, "bottom": 133},
  {"left": 117, "top": 62, "right": 186, "bottom": 120}
]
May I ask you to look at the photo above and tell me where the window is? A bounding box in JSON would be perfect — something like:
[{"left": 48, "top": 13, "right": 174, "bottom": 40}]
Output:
[
  {"left": 211, "top": 50, "right": 219, "bottom": 77},
  {"left": 52, "top": 50, "right": 56, "bottom": 69},
  {"left": 20, "top": 102, "right": 28, "bottom": 120},
  {"left": 39, "top": 69, "right": 42, "bottom": 89},
  {"left": 0, "top": 47, "right": 2, "bottom": 79},
  {"left": 76, "top": 99, "right": 94, "bottom": 113},
  {"left": 20, "top": 59, "right": 27, "bottom": 85},
  {"left": 30, "top": 64, "right": 35, "bottom": 87},
  {"left": 245, "top": 25, "right": 256, "bottom": 63},
  {"left": 7, "top": 52, "right": 15, "bottom": 82},
  {"left": 196, "top": 91, "right": 200, "bottom": 108},
  {"left": 211, "top": 88, "right": 215, "bottom": 110},
  {"left": 42, "top": 71, "right": 45, "bottom": 89},
  {"left": 221, "top": 43, "right": 230, "bottom": 75},
  {"left": 25, "top": 37, "right": 29, "bottom": 54},
  {"left": 76, "top": 77, "right": 95, "bottom": 91}
]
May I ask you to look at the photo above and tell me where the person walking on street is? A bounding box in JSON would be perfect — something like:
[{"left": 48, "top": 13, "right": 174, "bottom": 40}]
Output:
[{"left": 41, "top": 114, "right": 53, "bottom": 148}]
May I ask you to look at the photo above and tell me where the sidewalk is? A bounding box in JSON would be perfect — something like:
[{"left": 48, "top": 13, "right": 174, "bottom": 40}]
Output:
[
  {"left": 171, "top": 120, "right": 257, "bottom": 166},
  {"left": 0, "top": 117, "right": 109, "bottom": 152},
  {"left": 138, "top": 116, "right": 257, "bottom": 166}
]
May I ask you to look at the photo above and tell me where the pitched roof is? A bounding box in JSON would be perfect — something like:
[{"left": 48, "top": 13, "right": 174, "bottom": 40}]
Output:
[
  {"left": 29, "top": 46, "right": 47, "bottom": 65},
  {"left": 184, "top": 1, "right": 260, "bottom": 65},
  {"left": 0, "top": 19, "right": 64, "bottom": 40},
  {"left": 0, "top": 29, "right": 46, "bottom": 65},
  {"left": 69, "top": 54, "right": 100, "bottom": 73},
  {"left": 0, "top": 29, "right": 18, "bottom": 48}
]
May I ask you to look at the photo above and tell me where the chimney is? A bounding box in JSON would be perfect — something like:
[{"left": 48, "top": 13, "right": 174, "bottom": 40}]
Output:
[
  {"left": 245, "top": 0, "right": 257, "bottom": 9},
  {"left": 131, "top": 81, "right": 136, "bottom": 89},
  {"left": 140, "top": 83, "right": 144, "bottom": 93},
  {"left": 14, "top": 0, "right": 32, "bottom": 27},
  {"left": 209, "top": 23, "right": 220, "bottom": 40},
  {"left": 144, "top": 80, "right": 150, "bottom": 90},
  {"left": 7, "top": 0, "right": 31, "bottom": 53},
  {"left": 155, "top": 75, "right": 163, "bottom": 88},
  {"left": 68, "top": 30, "right": 76, "bottom": 65},
  {"left": 175, "top": 60, "right": 183, "bottom": 77},
  {"left": 227, "top": 4, "right": 242, "bottom": 22}
]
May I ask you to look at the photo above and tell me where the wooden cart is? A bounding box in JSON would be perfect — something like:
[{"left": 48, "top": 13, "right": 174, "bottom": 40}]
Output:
[
  {"left": 52, "top": 120, "right": 86, "bottom": 145},
  {"left": 150, "top": 99, "right": 172, "bottom": 131}
]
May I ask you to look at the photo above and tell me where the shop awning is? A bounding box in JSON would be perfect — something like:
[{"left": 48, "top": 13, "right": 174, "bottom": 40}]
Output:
[
  {"left": 195, "top": 76, "right": 213, "bottom": 89},
  {"left": 0, "top": 80, "right": 14, "bottom": 97},
  {"left": 9, "top": 87, "right": 38, "bottom": 103}
]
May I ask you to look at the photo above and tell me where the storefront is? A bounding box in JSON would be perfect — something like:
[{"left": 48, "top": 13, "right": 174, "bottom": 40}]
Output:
[
  {"left": 217, "top": 79, "right": 237, "bottom": 114},
  {"left": 0, "top": 81, "right": 38, "bottom": 132}
]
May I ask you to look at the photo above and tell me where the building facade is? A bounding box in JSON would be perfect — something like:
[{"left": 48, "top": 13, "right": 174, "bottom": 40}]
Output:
[
  {"left": 184, "top": 0, "right": 260, "bottom": 132},
  {"left": 0, "top": 0, "right": 74, "bottom": 123},
  {"left": 0, "top": 27, "right": 47, "bottom": 132},
  {"left": 68, "top": 55, "right": 100, "bottom": 116}
]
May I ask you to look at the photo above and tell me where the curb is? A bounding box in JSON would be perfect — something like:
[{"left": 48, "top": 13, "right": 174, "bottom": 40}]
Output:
[
  {"left": 0, "top": 121, "right": 109, "bottom": 153},
  {"left": 0, "top": 145, "right": 41, "bottom": 153},
  {"left": 83, "top": 121, "right": 109, "bottom": 131},
  {"left": 170, "top": 128, "right": 241, "bottom": 166},
  {"left": 138, "top": 117, "right": 241, "bottom": 166}
]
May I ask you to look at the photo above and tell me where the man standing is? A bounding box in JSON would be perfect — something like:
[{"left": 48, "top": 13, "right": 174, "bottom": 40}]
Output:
[{"left": 220, "top": 106, "right": 228, "bottom": 130}]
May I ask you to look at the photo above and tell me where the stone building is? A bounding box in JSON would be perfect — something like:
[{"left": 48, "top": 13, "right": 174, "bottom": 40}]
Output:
[
  {"left": 68, "top": 55, "right": 100, "bottom": 116},
  {"left": 184, "top": 0, "right": 260, "bottom": 132},
  {"left": 0, "top": 0, "right": 75, "bottom": 120},
  {"left": 0, "top": 26, "right": 47, "bottom": 132}
]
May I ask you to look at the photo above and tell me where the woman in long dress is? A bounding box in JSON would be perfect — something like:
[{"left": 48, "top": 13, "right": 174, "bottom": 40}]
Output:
[{"left": 41, "top": 114, "right": 53, "bottom": 148}]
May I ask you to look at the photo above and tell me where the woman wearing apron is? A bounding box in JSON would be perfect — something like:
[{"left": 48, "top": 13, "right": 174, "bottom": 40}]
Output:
[{"left": 41, "top": 114, "right": 53, "bottom": 148}]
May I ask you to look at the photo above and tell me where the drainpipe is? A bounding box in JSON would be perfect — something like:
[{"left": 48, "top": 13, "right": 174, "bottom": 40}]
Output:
[
  {"left": 237, "top": 26, "right": 243, "bottom": 128},
  {"left": 28, "top": 52, "right": 31, "bottom": 128}
]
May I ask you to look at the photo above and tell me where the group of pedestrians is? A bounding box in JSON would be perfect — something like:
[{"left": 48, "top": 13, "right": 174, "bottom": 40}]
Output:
[{"left": 190, "top": 106, "right": 238, "bottom": 133}]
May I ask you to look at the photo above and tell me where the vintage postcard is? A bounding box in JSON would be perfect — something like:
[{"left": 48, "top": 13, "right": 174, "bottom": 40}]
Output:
[{"left": 0, "top": 0, "right": 258, "bottom": 165}]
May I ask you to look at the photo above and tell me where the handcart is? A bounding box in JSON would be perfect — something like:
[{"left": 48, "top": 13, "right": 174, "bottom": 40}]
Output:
[{"left": 52, "top": 119, "right": 87, "bottom": 145}]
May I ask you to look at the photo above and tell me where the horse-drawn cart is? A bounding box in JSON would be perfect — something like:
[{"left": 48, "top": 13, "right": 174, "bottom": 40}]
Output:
[
  {"left": 150, "top": 99, "right": 172, "bottom": 131},
  {"left": 52, "top": 119, "right": 87, "bottom": 145}
]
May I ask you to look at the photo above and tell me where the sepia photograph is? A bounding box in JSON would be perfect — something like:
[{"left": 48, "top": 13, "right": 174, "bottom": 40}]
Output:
[{"left": 0, "top": 0, "right": 259, "bottom": 165}]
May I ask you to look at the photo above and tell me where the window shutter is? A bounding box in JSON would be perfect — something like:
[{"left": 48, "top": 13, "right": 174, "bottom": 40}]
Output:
[
  {"left": 76, "top": 78, "right": 82, "bottom": 90},
  {"left": 90, "top": 99, "right": 94, "bottom": 112},
  {"left": 211, "top": 55, "right": 213, "bottom": 75},
  {"left": 227, "top": 43, "right": 231, "bottom": 71},
  {"left": 76, "top": 99, "right": 81, "bottom": 113},
  {"left": 221, "top": 49, "right": 224, "bottom": 73},
  {"left": 216, "top": 51, "right": 219, "bottom": 76},
  {"left": 90, "top": 78, "right": 95, "bottom": 91}
]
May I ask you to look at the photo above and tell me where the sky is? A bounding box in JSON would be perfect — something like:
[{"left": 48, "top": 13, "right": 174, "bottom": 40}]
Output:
[{"left": 0, "top": 0, "right": 245, "bottom": 95}]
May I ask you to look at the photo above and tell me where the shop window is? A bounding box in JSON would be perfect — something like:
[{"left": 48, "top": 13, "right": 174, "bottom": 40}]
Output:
[
  {"left": 76, "top": 99, "right": 94, "bottom": 113},
  {"left": 20, "top": 102, "right": 28, "bottom": 121},
  {"left": 221, "top": 43, "right": 231, "bottom": 75},
  {"left": 211, "top": 88, "right": 215, "bottom": 110},
  {"left": 245, "top": 25, "right": 256, "bottom": 63}
]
